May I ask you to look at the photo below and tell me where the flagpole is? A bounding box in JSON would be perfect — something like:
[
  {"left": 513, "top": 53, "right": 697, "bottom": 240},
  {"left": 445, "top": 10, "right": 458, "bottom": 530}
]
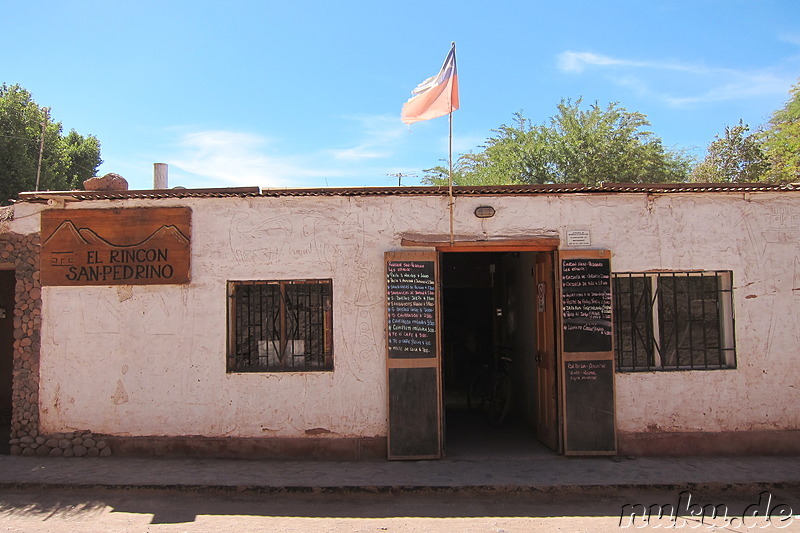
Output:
[
  {"left": 399, "top": 41, "right": 457, "bottom": 244},
  {"left": 448, "top": 41, "right": 456, "bottom": 246},
  {"left": 448, "top": 110, "right": 454, "bottom": 245}
]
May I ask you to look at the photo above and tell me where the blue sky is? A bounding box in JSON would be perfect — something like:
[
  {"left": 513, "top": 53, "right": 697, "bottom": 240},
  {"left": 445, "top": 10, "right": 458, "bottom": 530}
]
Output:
[{"left": 3, "top": 0, "right": 798, "bottom": 190}]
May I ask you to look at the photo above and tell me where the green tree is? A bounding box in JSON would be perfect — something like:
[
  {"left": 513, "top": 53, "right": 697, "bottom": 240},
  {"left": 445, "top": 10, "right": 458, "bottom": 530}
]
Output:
[
  {"left": 690, "top": 120, "right": 769, "bottom": 182},
  {"left": 760, "top": 79, "right": 800, "bottom": 183},
  {"left": 0, "top": 84, "right": 102, "bottom": 205},
  {"left": 424, "top": 99, "right": 692, "bottom": 186}
]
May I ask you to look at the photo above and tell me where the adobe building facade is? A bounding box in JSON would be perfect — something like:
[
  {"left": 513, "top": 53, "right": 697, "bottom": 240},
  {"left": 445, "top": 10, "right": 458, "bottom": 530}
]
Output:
[{"left": 0, "top": 183, "right": 798, "bottom": 459}]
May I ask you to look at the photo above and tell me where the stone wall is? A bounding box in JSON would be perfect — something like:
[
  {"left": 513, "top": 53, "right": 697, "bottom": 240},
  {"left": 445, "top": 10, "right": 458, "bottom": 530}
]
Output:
[{"left": 2, "top": 231, "right": 110, "bottom": 457}]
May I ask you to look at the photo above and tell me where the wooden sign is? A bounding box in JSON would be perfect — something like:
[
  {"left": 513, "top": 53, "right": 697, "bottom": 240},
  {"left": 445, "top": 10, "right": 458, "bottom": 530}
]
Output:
[{"left": 41, "top": 207, "right": 191, "bottom": 286}]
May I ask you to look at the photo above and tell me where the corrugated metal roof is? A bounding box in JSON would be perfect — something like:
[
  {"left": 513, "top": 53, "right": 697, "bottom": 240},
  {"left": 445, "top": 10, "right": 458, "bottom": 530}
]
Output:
[
  {"left": 17, "top": 187, "right": 262, "bottom": 202},
  {"left": 15, "top": 182, "right": 798, "bottom": 202}
]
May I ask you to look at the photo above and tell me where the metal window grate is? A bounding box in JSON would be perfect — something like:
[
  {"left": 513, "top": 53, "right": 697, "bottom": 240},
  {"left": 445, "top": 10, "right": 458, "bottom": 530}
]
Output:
[
  {"left": 612, "top": 271, "right": 736, "bottom": 372},
  {"left": 228, "top": 279, "right": 333, "bottom": 372}
]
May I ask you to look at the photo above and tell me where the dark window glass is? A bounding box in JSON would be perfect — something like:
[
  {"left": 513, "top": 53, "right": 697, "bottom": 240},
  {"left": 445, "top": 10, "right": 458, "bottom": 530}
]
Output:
[
  {"left": 228, "top": 280, "right": 333, "bottom": 372},
  {"left": 612, "top": 272, "right": 735, "bottom": 372}
]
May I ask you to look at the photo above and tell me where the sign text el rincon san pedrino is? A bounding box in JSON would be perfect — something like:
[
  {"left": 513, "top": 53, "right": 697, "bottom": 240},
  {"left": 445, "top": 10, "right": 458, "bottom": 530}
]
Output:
[
  {"left": 61, "top": 247, "right": 175, "bottom": 283},
  {"left": 41, "top": 207, "right": 191, "bottom": 286}
]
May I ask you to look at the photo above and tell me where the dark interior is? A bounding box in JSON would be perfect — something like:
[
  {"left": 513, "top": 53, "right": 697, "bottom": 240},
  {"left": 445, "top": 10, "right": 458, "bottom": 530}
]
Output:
[
  {"left": 441, "top": 252, "right": 555, "bottom": 458},
  {"left": 0, "top": 270, "right": 15, "bottom": 454}
]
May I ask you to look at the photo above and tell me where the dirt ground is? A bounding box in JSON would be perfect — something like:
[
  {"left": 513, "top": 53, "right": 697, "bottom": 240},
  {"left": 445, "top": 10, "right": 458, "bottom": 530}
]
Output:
[{"left": 1, "top": 486, "right": 799, "bottom": 532}]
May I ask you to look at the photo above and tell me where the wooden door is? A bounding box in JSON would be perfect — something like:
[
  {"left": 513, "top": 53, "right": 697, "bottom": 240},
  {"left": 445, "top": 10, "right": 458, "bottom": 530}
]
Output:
[
  {"left": 535, "top": 253, "right": 559, "bottom": 451},
  {"left": 385, "top": 251, "right": 442, "bottom": 459},
  {"left": 557, "top": 249, "right": 617, "bottom": 455}
]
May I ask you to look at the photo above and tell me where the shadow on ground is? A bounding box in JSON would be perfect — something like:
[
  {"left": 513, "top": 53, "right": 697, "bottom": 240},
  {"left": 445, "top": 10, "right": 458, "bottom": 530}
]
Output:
[{"left": 1, "top": 486, "right": 798, "bottom": 527}]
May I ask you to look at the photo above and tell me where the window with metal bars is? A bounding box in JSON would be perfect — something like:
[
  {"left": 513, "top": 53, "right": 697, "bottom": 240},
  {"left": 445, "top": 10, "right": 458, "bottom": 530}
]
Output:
[
  {"left": 612, "top": 271, "right": 736, "bottom": 372},
  {"left": 227, "top": 279, "right": 333, "bottom": 372}
]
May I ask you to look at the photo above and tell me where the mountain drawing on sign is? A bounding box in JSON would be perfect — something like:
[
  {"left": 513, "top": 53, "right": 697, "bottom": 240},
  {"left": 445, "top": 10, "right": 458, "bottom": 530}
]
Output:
[{"left": 43, "top": 220, "right": 190, "bottom": 249}]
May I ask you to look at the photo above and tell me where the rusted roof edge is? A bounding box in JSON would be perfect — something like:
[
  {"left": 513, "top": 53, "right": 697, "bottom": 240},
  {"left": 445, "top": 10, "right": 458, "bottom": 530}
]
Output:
[{"left": 14, "top": 182, "right": 798, "bottom": 203}]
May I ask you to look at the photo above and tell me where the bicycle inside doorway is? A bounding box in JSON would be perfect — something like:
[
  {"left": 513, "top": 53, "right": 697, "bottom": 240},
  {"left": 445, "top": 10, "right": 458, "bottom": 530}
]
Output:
[{"left": 440, "top": 250, "right": 559, "bottom": 458}]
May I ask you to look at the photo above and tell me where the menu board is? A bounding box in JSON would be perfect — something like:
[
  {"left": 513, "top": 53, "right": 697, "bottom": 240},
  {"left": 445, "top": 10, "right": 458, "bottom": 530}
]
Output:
[
  {"left": 561, "top": 258, "right": 612, "bottom": 352},
  {"left": 564, "top": 359, "right": 616, "bottom": 452},
  {"left": 386, "top": 260, "right": 436, "bottom": 358}
]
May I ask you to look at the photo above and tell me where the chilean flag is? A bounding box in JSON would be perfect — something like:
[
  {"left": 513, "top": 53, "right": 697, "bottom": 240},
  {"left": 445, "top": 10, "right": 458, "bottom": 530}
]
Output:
[{"left": 401, "top": 43, "right": 460, "bottom": 124}]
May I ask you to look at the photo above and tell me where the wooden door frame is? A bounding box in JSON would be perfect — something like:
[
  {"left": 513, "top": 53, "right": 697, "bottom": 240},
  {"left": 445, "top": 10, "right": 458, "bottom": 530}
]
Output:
[
  {"left": 412, "top": 240, "right": 619, "bottom": 456},
  {"left": 402, "top": 237, "right": 559, "bottom": 253},
  {"left": 429, "top": 238, "right": 562, "bottom": 454},
  {"left": 534, "top": 251, "right": 561, "bottom": 452}
]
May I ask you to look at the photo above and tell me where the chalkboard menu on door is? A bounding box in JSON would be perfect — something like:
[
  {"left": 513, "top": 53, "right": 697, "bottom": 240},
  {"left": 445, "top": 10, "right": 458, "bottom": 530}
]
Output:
[
  {"left": 386, "top": 260, "right": 436, "bottom": 358},
  {"left": 385, "top": 251, "right": 442, "bottom": 459},
  {"left": 564, "top": 359, "right": 615, "bottom": 452},
  {"left": 559, "top": 249, "right": 616, "bottom": 455},
  {"left": 561, "top": 258, "right": 612, "bottom": 353}
]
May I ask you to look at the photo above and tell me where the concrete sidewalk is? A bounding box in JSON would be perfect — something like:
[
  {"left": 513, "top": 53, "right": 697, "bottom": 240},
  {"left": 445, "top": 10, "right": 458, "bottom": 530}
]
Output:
[{"left": 1, "top": 454, "right": 799, "bottom": 494}]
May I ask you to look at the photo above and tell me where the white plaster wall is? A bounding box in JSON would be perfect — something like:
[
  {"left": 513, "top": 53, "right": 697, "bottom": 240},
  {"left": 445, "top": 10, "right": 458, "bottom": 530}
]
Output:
[
  {"left": 37, "top": 191, "right": 800, "bottom": 438},
  {"left": 3, "top": 202, "right": 45, "bottom": 236}
]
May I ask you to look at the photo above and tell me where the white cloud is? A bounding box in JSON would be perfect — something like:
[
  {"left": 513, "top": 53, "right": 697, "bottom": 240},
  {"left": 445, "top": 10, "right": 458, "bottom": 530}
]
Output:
[
  {"left": 556, "top": 50, "right": 795, "bottom": 107},
  {"left": 167, "top": 130, "right": 343, "bottom": 189},
  {"left": 779, "top": 32, "right": 800, "bottom": 47},
  {"left": 330, "top": 145, "right": 387, "bottom": 161},
  {"left": 162, "top": 114, "right": 414, "bottom": 188},
  {"left": 557, "top": 51, "right": 642, "bottom": 73},
  {"left": 327, "top": 114, "right": 406, "bottom": 162},
  {"left": 558, "top": 50, "right": 720, "bottom": 76},
  {"left": 663, "top": 72, "right": 792, "bottom": 106}
]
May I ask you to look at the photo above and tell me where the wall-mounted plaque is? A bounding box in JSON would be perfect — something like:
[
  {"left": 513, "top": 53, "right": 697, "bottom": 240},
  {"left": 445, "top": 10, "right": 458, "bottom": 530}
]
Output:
[
  {"left": 41, "top": 207, "right": 191, "bottom": 286},
  {"left": 566, "top": 229, "right": 591, "bottom": 247}
]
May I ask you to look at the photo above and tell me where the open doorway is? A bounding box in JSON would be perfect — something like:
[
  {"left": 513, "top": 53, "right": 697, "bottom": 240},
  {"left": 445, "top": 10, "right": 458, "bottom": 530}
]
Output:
[
  {"left": 441, "top": 251, "right": 558, "bottom": 458},
  {"left": 0, "top": 270, "right": 14, "bottom": 454}
]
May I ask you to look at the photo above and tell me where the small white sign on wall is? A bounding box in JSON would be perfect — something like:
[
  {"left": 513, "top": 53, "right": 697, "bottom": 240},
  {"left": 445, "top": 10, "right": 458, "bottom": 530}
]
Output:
[{"left": 566, "top": 229, "right": 591, "bottom": 247}]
